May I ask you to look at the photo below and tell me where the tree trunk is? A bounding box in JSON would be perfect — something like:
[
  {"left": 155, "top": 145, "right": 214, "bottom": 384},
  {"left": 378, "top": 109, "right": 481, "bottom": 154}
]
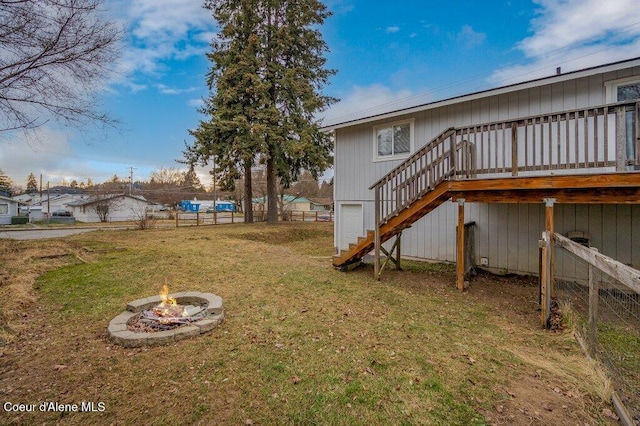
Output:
[
  {"left": 266, "top": 156, "right": 278, "bottom": 223},
  {"left": 243, "top": 160, "right": 253, "bottom": 223}
]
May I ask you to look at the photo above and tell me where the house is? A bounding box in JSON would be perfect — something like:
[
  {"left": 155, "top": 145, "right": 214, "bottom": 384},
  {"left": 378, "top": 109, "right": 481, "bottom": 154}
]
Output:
[
  {"left": 326, "top": 57, "right": 640, "bottom": 284},
  {"left": 252, "top": 195, "right": 312, "bottom": 212},
  {"left": 40, "top": 193, "right": 91, "bottom": 214},
  {"left": 0, "top": 195, "right": 22, "bottom": 225},
  {"left": 12, "top": 193, "right": 35, "bottom": 204},
  {"left": 66, "top": 194, "right": 158, "bottom": 222},
  {"left": 308, "top": 197, "right": 333, "bottom": 212}
]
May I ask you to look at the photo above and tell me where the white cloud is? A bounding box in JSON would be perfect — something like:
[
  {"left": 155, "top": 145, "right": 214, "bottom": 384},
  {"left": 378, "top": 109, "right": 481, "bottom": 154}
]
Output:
[
  {"left": 385, "top": 26, "right": 400, "bottom": 34},
  {"left": 321, "top": 84, "right": 425, "bottom": 126},
  {"left": 521, "top": 0, "right": 640, "bottom": 56},
  {"left": 109, "top": 0, "right": 214, "bottom": 83},
  {"left": 0, "top": 128, "right": 75, "bottom": 183},
  {"left": 188, "top": 98, "right": 205, "bottom": 109},
  {"left": 490, "top": 0, "right": 640, "bottom": 84},
  {"left": 156, "top": 84, "right": 199, "bottom": 95},
  {"left": 457, "top": 25, "right": 486, "bottom": 48}
]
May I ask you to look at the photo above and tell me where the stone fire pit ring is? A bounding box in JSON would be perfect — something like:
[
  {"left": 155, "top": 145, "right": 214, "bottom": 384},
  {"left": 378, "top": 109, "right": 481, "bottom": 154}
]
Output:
[{"left": 108, "top": 291, "right": 224, "bottom": 348}]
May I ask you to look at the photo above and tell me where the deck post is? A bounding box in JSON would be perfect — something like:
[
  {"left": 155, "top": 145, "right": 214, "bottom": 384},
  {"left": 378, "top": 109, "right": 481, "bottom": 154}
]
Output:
[
  {"left": 396, "top": 232, "right": 402, "bottom": 271},
  {"left": 636, "top": 101, "right": 640, "bottom": 166},
  {"left": 511, "top": 122, "right": 518, "bottom": 176},
  {"left": 616, "top": 107, "right": 627, "bottom": 171},
  {"left": 544, "top": 198, "right": 556, "bottom": 298},
  {"left": 456, "top": 199, "right": 465, "bottom": 292},
  {"left": 539, "top": 230, "right": 551, "bottom": 328},
  {"left": 374, "top": 186, "right": 381, "bottom": 280},
  {"left": 449, "top": 132, "right": 457, "bottom": 178}
]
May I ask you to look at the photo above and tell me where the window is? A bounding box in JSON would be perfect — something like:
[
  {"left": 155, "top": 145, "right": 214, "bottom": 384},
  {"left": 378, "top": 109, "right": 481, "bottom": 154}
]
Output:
[
  {"left": 0, "top": 204, "right": 8, "bottom": 214},
  {"left": 373, "top": 120, "right": 414, "bottom": 161},
  {"left": 605, "top": 76, "right": 640, "bottom": 167},
  {"left": 617, "top": 82, "right": 640, "bottom": 101},
  {"left": 605, "top": 76, "right": 640, "bottom": 102}
]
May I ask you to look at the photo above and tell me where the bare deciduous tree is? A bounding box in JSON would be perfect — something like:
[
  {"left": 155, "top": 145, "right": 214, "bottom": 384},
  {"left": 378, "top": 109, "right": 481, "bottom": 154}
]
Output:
[{"left": 0, "top": 0, "right": 123, "bottom": 134}]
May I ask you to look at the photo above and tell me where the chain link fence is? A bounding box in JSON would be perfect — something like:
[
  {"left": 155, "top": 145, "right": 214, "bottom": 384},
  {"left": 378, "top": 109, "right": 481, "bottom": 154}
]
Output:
[{"left": 554, "top": 238, "right": 640, "bottom": 425}]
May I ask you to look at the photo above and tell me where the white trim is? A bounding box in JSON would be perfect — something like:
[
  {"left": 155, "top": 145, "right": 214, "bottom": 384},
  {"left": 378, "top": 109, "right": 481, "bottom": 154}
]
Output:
[
  {"left": 372, "top": 119, "right": 415, "bottom": 162},
  {"left": 338, "top": 202, "right": 364, "bottom": 250},
  {"left": 605, "top": 75, "right": 640, "bottom": 103}
]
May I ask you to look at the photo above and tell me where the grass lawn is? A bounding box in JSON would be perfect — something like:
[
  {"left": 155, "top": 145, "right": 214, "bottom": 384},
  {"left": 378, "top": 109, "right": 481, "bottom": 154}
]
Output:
[{"left": 0, "top": 222, "right": 617, "bottom": 425}]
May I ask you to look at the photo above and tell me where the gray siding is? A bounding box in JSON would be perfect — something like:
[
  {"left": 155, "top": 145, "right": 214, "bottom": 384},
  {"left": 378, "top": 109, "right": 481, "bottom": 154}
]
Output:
[{"left": 334, "top": 65, "right": 640, "bottom": 274}]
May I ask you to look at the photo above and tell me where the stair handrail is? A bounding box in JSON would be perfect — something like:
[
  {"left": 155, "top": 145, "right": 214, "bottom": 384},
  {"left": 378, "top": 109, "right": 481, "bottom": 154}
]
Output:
[
  {"left": 369, "top": 127, "right": 457, "bottom": 190},
  {"left": 370, "top": 127, "right": 461, "bottom": 228}
]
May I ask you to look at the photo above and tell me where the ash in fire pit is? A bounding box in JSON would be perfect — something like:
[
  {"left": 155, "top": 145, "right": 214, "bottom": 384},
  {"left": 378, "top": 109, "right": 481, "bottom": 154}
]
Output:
[
  {"left": 107, "top": 288, "right": 224, "bottom": 347},
  {"left": 128, "top": 285, "right": 209, "bottom": 332}
]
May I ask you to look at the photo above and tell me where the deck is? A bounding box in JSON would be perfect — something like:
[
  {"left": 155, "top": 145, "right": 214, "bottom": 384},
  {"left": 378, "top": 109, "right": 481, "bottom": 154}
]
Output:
[{"left": 333, "top": 100, "right": 640, "bottom": 286}]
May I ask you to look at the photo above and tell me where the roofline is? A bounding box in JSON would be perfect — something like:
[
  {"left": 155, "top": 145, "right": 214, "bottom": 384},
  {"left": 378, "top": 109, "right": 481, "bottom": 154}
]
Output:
[
  {"left": 0, "top": 195, "right": 24, "bottom": 204},
  {"left": 322, "top": 56, "right": 640, "bottom": 131},
  {"left": 67, "top": 193, "right": 148, "bottom": 207}
]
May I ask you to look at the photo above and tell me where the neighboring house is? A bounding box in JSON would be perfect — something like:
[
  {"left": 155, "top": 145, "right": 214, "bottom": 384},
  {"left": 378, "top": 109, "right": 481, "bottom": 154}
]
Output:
[
  {"left": 252, "top": 195, "right": 312, "bottom": 212},
  {"left": 0, "top": 195, "right": 21, "bottom": 225},
  {"left": 66, "top": 194, "right": 157, "bottom": 222},
  {"left": 326, "top": 57, "right": 640, "bottom": 281},
  {"left": 308, "top": 198, "right": 333, "bottom": 212},
  {"left": 40, "top": 193, "right": 91, "bottom": 214},
  {"left": 12, "top": 193, "right": 34, "bottom": 204}
]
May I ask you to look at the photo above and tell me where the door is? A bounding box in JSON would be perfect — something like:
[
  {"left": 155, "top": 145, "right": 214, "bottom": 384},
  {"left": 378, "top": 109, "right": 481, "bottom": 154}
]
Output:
[{"left": 340, "top": 203, "right": 363, "bottom": 250}]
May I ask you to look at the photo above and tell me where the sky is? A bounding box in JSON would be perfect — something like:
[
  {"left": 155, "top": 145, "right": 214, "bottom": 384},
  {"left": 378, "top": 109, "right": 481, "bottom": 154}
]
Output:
[{"left": 1, "top": 0, "right": 640, "bottom": 190}]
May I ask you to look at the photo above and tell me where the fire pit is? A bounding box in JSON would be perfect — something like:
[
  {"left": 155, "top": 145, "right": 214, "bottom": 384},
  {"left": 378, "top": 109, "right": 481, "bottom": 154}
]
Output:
[{"left": 107, "top": 286, "right": 224, "bottom": 347}]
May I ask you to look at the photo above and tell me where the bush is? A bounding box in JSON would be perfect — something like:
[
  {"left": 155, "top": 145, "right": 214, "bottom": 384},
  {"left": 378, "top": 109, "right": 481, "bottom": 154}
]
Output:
[{"left": 11, "top": 216, "right": 28, "bottom": 225}]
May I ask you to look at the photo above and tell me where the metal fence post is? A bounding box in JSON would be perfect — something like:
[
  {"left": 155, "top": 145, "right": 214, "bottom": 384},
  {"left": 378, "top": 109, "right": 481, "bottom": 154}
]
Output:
[{"left": 588, "top": 247, "right": 599, "bottom": 356}]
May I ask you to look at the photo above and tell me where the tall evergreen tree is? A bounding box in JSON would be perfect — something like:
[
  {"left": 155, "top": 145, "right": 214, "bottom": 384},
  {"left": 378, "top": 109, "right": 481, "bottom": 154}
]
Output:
[
  {"left": 186, "top": 0, "right": 336, "bottom": 223},
  {"left": 0, "top": 169, "right": 12, "bottom": 195},
  {"left": 25, "top": 173, "right": 38, "bottom": 193},
  {"left": 185, "top": 0, "right": 266, "bottom": 223},
  {"left": 260, "top": 0, "right": 336, "bottom": 222}
]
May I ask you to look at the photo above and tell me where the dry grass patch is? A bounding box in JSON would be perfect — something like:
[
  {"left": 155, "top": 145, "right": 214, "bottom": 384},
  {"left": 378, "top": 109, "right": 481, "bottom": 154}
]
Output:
[{"left": 0, "top": 223, "right": 618, "bottom": 425}]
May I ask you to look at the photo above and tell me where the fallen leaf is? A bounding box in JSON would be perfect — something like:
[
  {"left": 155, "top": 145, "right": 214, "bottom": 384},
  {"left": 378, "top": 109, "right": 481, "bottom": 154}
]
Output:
[
  {"left": 274, "top": 342, "right": 284, "bottom": 349},
  {"left": 53, "top": 364, "right": 67, "bottom": 371},
  {"left": 602, "top": 408, "right": 619, "bottom": 420},
  {"left": 495, "top": 405, "right": 503, "bottom": 413},
  {"left": 292, "top": 376, "right": 301, "bottom": 385}
]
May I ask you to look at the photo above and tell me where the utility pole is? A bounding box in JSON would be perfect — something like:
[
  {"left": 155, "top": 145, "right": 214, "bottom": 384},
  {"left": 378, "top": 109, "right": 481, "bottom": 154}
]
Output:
[
  {"left": 39, "top": 174, "right": 43, "bottom": 200},
  {"left": 47, "top": 181, "right": 50, "bottom": 220},
  {"left": 212, "top": 155, "right": 217, "bottom": 205},
  {"left": 128, "top": 167, "right": 136, "bottom": 195}
]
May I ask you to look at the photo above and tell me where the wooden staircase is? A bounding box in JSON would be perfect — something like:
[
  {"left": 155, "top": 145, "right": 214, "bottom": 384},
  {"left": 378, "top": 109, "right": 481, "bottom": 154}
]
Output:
[
  {"left": 333, "top": 127, "right": 463, "bottom": 270},
  {"left": 333, "top": 100, "right": 640, "bottom": 275},
  {"left": 332, "top": 181, "right": 452, "bottom": 269}
]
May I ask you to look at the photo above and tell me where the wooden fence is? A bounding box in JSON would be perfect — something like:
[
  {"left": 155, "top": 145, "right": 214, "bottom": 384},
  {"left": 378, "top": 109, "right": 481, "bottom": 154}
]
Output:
[
  {"left": 551, "top": 233, "right": 640, "bottom": 426},
  {"left": 171, "top": 210, "right": 333, "bottom": 227}
]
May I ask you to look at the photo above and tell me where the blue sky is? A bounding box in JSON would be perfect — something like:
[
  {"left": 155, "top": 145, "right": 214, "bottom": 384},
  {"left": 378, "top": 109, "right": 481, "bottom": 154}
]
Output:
[{"left": 2, "top": 0, "right": 640, "bottom": 189}]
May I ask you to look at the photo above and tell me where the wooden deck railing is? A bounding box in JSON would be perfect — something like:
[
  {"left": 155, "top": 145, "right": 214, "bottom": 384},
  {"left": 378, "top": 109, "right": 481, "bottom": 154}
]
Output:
[
  {"left": 456, "top": 101, "right": 639, "bottom": 177},
  {"left": 370, "top": 100, "right": 639, "bottom": 230}
]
